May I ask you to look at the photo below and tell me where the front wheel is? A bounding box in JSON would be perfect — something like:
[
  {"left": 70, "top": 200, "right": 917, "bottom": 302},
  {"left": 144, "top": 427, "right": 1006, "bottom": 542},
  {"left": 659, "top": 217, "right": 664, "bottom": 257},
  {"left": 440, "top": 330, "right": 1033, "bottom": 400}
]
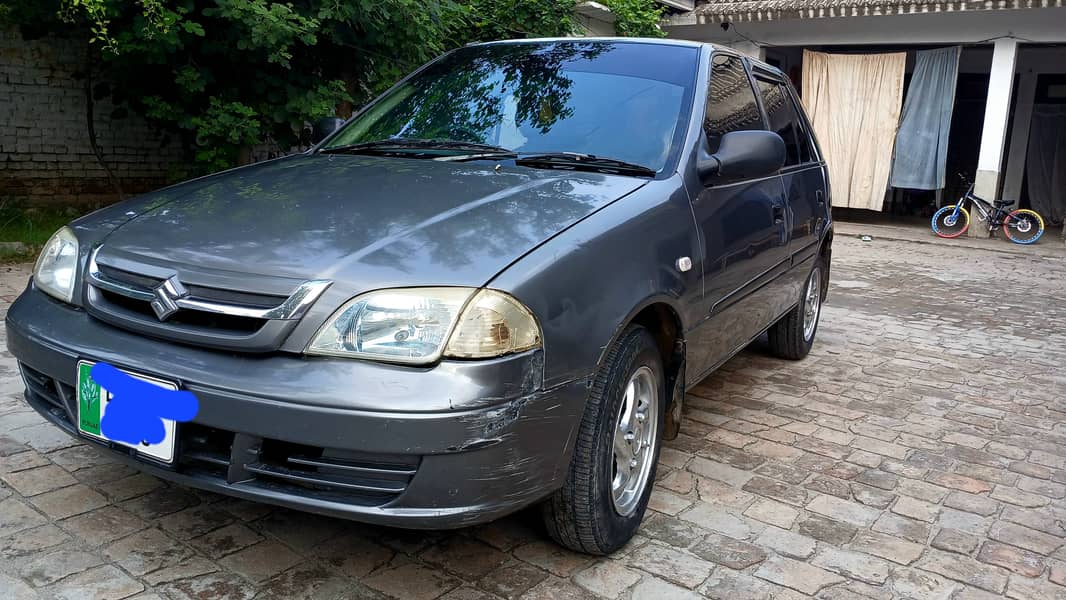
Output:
[
  {"left": 542, "top": 325, "right": 664, "bottom": 555},
  {"left": 1003, "top": 209, "right": 1045, "bottom": 244},
  {"left": 931, "top": 205, "right": 971, "bottom": 238}
]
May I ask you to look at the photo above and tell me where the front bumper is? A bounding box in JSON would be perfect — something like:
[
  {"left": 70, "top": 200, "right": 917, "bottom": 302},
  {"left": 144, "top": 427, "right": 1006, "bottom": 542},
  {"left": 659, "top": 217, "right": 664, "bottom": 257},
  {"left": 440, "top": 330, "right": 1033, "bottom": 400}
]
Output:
[{"left": 6, "top": 285, "right": 588, "bottom": 528}]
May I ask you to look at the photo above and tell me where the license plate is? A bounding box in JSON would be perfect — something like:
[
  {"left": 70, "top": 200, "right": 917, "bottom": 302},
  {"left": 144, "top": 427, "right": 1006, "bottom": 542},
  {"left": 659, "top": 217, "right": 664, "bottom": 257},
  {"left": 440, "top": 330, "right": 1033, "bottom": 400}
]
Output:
[{"left": 76, "top": 360, "right": 178, "bottom": 463}]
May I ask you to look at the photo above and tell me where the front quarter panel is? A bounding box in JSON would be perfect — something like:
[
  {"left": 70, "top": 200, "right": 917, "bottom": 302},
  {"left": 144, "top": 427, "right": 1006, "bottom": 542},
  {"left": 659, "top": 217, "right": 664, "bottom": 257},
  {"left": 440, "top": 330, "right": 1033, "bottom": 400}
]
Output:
[{"left": 490, "top": 176, "right": 701, "bottom": 388}]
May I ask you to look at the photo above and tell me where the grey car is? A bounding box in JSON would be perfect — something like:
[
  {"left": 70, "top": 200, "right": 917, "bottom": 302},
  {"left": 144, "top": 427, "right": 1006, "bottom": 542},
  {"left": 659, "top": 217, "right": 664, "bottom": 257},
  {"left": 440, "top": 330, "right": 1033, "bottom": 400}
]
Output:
[{"left": 7, "top": 38, "right": 831, "bottom": 554}]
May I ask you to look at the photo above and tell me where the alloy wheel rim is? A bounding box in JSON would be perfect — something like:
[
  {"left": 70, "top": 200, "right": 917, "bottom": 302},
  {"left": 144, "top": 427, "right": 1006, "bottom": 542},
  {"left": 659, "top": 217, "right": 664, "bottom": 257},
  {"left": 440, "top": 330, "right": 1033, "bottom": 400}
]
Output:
[
  {"left": 803, "top": 267, "right": 821, "bottom": 341},
  {"left": 611, "top": 365, "right": 658, "bottom": 517}
]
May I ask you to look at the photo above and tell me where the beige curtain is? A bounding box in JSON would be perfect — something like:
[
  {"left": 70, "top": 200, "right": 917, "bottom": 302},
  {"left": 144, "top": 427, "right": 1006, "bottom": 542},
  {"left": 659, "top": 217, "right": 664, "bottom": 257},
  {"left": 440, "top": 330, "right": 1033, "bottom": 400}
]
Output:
[{"left": 802, "top": 50, "right": 906, "bottom": 211}]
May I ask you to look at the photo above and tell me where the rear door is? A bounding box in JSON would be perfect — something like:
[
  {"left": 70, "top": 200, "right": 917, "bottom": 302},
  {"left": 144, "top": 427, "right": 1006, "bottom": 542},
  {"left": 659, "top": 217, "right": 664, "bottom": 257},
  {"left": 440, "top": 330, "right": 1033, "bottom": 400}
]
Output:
[
  {"left": 751, "top": 69, "right": 829, "bottom": 266},
  {"left": 687, "top": 52, "right": 792, "bottom": 380}
]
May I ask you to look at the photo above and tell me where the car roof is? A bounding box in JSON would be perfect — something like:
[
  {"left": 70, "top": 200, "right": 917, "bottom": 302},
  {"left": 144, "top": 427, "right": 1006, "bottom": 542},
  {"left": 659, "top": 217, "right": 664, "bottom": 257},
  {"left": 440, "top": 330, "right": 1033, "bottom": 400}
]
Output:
[
  {"left": 471, "top": 36, "right": 706, "bottom": 50},
  {"left": 468, "top": 37, "right": 785, "bottom": 80}
]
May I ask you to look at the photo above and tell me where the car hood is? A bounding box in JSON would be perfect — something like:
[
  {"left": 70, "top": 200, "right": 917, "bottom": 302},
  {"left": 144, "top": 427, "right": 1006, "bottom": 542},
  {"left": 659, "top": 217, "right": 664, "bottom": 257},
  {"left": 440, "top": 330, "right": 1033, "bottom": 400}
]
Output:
[{"left": 89, "top": 154, "right": 645, "bottom": 291}]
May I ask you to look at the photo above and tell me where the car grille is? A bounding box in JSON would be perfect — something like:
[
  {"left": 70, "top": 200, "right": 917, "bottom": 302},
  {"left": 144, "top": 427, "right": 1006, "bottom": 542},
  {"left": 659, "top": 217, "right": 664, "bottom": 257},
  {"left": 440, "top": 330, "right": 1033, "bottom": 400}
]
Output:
[
  {"left": 96, "top": 264, "right": 290, "bottom": 309},
  {"left": 84, "top": 247, "right": 331, "bottom": 352},
  {"left": 97, "top": 288, "right": 267, "bottom": 334},
  {"left": 18, "top": 363, "right": 417, "bottom": 508},
  {"left": 179, "top": 424, "right": 419, "bottom": 506}
]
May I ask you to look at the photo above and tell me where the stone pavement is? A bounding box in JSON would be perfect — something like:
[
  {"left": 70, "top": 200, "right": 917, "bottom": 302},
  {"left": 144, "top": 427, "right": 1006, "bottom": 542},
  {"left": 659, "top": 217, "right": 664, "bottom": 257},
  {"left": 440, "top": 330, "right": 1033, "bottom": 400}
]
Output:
[
  {"left": 2, "top": 234, "right": 1066, "bottom": 600},
  {"left": 833, "top": 220, "right": 1066, "bottom": 260}
]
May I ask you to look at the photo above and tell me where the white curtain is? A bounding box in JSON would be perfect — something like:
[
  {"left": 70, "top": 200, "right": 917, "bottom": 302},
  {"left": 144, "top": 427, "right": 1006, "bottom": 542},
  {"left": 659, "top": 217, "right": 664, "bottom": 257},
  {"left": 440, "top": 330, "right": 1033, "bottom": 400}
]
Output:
[
  {"left": 889, "top": 47, "right": 961, "bottom": 190},
  {"left": 802, "top": 50, "right": 906, "bottom": 211},
  {"left": 1026, "top": 104, "right": 1066, "bottom": 224}
]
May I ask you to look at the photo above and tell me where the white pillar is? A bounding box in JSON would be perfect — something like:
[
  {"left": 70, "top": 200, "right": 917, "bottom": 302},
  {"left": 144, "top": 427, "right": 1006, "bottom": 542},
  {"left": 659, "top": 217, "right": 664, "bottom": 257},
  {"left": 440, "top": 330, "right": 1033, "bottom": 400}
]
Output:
[
  {"left": 971, "top": 39, "right": 1018, "bottom": 237},
  {"left": 1001, "top": 70, "right": 1037, "bottom": 209}
]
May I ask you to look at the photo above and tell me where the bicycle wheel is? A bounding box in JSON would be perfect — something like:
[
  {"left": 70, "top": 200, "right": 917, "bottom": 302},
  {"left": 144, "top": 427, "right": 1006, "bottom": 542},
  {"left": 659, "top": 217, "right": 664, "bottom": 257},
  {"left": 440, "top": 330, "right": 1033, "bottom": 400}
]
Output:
[
  {"left": 931, "top": 205, "right": 970, "bottom": 238},
  {"left": 1002, "top": 209, "right": 1045, "bottom": 244}
]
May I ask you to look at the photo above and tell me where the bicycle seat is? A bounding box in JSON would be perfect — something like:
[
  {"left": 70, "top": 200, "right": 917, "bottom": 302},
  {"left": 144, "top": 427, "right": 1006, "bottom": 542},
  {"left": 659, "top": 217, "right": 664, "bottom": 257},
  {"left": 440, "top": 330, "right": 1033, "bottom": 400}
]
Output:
[{"left": 994, "top": 199, "right": 1012, "bottom": 206}]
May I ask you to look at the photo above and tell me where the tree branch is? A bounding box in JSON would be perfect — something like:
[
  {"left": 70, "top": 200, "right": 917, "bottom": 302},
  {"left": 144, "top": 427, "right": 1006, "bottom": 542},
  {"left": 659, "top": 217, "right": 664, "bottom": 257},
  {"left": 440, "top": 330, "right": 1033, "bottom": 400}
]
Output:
[{"left": 84, "top": 41, "right": 124, "bottom": 204}]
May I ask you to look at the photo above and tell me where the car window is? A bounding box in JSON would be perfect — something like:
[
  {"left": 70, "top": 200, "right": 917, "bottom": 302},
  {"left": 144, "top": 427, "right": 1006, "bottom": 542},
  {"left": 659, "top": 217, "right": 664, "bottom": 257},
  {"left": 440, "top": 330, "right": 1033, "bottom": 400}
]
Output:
[
  {"left": 787, "top": 89, "right": 818, "bottom": 163},
  {"left": 704, "top": 54, "right": 763, "bottom": 154},
  {"left": 755, "top": 77, "right": 812, "bottom": 166},
  {"left": 325, "top": 42, "right": 699, "bottom": 174}
]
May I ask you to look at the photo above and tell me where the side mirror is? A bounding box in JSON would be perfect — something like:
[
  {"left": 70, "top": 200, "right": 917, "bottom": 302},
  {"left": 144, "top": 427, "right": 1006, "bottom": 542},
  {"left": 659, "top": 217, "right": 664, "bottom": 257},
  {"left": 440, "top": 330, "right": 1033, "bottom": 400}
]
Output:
[
  {"left": 311, "top": 117, "right": 346, "bottom": 145},
  {"left": 697, "top": 130, "right": 786, "bottom": 182}
]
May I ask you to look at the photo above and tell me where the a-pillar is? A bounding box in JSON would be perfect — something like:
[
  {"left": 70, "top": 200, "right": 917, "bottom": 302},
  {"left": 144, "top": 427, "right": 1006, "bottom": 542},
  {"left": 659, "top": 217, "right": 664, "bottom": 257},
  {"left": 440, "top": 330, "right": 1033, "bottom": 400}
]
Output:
[{"left": 971, "top": 39, "right": 1019, "bottom": 238}]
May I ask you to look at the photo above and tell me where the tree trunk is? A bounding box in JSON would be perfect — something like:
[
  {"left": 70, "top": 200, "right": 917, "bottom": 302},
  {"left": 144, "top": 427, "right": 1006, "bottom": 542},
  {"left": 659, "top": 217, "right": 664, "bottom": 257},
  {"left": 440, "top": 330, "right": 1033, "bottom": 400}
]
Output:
[
  {"left": 337, "top": 71, "right": 359, "bottom": 119},
  {"left": 84, "top": 43, "right": 125, "bottom": 205}
]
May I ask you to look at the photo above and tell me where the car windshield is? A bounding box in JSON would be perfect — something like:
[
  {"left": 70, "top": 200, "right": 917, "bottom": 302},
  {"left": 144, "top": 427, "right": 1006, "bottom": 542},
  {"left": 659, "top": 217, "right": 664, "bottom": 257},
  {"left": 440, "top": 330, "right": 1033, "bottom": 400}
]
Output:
[{"left": 322, "top": 41, "right": 699, "bottom": 174}]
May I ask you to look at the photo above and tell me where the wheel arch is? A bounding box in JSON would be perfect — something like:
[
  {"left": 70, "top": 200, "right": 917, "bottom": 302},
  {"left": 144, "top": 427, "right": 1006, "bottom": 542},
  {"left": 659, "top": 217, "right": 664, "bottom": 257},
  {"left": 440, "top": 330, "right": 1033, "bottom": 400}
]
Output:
[
  {"left": 819, "top": 226, "right": 833, "bottom": 298},
  {"left": 820, "top": 226, "right": 833, "bottom": 256},
  {"left": 596, "top": 298, "right": 687, "bottom": 440}
]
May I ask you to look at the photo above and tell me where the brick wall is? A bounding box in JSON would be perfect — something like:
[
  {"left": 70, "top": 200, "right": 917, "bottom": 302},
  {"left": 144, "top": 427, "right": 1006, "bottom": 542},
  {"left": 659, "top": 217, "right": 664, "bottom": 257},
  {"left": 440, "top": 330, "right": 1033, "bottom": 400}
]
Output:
[{"left": 0, "top": 27, "right": 189, "bottom": 208}]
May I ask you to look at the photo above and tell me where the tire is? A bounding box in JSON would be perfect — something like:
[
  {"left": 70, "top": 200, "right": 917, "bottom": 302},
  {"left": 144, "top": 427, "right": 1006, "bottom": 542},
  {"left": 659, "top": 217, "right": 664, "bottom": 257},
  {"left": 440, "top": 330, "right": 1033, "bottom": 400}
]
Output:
[
  {"left": 931, "top": 205, "right": 971, "bottom": 238},
  {"left": 767, "top": 257, "right": 825, "bottom": 360},
  {"left": 542, "top": 325, "right": 664, "bottom": 555},
  {"left": 1003, "top": 209, "right": 1045, "bottom": 244}
]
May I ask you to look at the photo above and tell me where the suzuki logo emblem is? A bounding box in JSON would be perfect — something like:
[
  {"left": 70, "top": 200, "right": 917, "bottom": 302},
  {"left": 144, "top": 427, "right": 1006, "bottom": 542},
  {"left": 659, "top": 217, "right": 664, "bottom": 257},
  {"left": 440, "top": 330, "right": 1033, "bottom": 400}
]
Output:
[{"left": 150, "top": 276, "right": 187, "bottom": 321}]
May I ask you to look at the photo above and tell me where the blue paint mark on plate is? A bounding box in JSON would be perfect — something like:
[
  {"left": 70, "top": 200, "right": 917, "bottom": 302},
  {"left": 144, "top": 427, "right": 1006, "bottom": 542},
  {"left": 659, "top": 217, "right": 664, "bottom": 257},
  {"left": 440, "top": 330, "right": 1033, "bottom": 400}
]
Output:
[{"left": 91, "top": 362, "right": 199, "bottom": 445}]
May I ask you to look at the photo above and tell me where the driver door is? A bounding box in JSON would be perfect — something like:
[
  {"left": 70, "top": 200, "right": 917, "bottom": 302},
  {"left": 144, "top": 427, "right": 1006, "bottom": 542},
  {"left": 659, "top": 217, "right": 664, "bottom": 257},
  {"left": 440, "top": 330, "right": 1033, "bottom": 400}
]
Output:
[{"left": 687, "top": 53, "right": 791, "bottom": 381}]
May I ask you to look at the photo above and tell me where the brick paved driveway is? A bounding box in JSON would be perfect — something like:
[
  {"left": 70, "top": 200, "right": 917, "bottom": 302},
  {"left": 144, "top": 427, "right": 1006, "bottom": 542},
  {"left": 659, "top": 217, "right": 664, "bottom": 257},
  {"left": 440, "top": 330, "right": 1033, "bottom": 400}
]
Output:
[{"left": 2, "top": 234, "right": 1066, "bottom": 600}]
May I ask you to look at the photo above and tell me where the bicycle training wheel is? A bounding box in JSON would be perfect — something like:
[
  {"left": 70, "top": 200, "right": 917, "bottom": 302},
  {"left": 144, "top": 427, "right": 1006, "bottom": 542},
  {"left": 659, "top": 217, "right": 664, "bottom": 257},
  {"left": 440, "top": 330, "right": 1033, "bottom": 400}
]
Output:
[
  {"left": 931, "top": 205, "right": 970, "bottom": 238},
  {"left": 1002, "top": 209, "right": 1045, "bottom": 244}
]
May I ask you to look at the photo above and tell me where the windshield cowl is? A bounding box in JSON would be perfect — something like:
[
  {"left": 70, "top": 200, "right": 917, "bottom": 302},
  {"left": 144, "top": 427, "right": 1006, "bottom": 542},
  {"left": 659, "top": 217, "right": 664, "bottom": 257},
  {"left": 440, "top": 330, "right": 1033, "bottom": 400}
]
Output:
[{"left": 320, "top": 138, "right": 513, "bottom": 156}]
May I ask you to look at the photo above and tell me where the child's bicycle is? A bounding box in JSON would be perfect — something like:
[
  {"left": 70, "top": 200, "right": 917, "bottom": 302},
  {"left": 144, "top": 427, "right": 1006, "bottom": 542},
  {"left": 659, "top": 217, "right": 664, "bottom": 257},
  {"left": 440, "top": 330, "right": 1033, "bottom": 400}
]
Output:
[{"left": 931, "top": 174, "right": 1045, "bottom": 244}]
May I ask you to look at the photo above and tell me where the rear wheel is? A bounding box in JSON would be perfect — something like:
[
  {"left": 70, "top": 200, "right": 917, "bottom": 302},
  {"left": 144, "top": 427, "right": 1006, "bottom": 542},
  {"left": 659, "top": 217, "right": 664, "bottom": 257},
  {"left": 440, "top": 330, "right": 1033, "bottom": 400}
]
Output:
[
  {"left": 1003, "top": 209, "right": 1045, "bottom": 244},
  {"left": 767, "top": 258, "right": 824, "bottom": 360},
  {"left": 542, "top": 325, "right": 663, "bottom": 555},
  {"left": 931, "top": 205, "right": 971, "bottom": 238}
]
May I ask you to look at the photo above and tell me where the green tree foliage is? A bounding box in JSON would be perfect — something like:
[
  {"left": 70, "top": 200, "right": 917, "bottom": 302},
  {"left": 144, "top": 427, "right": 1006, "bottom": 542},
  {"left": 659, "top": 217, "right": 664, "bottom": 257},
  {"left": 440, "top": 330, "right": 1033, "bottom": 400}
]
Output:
[
  {"left": 460, "top": 0, "right": 577, "bottom": 41},
  {"left": 2, "top": 0, "right": 469, "bottom": 171},
  {"left": 603, "top": 0, "right": 665, "bottom": 38},
  {"left": 0, "top": 0, "right": 664, "bottom": 174}
]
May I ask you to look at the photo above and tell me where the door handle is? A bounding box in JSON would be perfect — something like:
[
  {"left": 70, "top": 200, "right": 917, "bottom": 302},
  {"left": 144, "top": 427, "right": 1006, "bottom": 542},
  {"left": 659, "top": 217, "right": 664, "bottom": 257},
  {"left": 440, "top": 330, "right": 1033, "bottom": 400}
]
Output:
[
  {"left": 816, "top": 190, "right": 825, "bottom": 205},
  {"left": 773, "top": 203, "right": 786, "bottom": 224}
]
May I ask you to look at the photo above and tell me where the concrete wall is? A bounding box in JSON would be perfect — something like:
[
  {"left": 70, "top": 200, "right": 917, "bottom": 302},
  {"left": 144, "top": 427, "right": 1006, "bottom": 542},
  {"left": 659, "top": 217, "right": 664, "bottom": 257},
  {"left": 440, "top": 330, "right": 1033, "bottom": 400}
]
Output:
[
  {"left": 574, "top": 2, "right": 617, "bottom": 36},
  {"left": 0, "top": 27, "right": 189, "bottom": 207}
]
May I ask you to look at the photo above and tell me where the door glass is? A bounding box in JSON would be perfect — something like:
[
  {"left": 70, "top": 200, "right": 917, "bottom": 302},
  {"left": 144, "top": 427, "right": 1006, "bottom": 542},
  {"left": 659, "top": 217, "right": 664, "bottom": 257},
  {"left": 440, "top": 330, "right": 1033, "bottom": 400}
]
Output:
[
  {"left": 786, "top": 88, "right": 817, "bottom": 163},
  {"left": 705, "top": 55, "right": 763, "bottom": 154},
  {"left": 756, "top": 78, "right": 804, "bottom": 166}
]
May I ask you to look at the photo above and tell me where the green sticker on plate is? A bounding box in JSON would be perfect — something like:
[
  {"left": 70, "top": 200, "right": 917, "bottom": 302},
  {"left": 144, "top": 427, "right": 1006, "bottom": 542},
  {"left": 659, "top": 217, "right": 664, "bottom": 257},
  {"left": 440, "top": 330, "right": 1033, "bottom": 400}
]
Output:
[{"left": 78, "top": 362, "right": 103, "bottom": 436}]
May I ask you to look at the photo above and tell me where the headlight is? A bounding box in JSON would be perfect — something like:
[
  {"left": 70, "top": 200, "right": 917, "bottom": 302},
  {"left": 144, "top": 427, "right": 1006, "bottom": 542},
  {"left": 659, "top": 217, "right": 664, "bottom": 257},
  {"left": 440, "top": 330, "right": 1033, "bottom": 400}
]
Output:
[
  {"left": 33, "top": 226, "right": 79, "bottom": 304},
  {"left": 306, "top": 287, "right": 541, "bottom": 364}
]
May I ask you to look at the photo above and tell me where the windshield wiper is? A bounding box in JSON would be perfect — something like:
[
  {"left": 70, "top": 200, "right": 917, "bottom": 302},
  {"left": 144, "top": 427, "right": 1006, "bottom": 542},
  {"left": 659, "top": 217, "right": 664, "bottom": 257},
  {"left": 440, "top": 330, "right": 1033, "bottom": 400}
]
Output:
[
  {"left": 319, "top": 138, "right": 512, "bottom": 156},
  {"left": 514, "top": 152, "right": 657, "bottom": 177},
  {"left": 445, "top": 150, "right": 657, "bottom": 176},
  {"left": 323, "top": 141, "right": 657, "bottom": 177}
]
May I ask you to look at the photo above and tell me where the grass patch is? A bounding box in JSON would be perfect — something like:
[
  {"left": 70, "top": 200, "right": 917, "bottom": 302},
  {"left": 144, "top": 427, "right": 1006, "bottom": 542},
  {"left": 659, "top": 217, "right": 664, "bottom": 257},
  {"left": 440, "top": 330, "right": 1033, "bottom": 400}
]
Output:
[{"left": 0, "top": 203, "right": 86, "bottom": 263}]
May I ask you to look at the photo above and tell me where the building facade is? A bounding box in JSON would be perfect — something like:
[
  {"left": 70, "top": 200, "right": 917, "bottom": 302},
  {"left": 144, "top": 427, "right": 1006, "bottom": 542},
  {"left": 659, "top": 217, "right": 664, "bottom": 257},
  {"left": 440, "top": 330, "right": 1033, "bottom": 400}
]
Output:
[{"left": 664, "top": 1, "right": 1066, "bottom": 238}]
